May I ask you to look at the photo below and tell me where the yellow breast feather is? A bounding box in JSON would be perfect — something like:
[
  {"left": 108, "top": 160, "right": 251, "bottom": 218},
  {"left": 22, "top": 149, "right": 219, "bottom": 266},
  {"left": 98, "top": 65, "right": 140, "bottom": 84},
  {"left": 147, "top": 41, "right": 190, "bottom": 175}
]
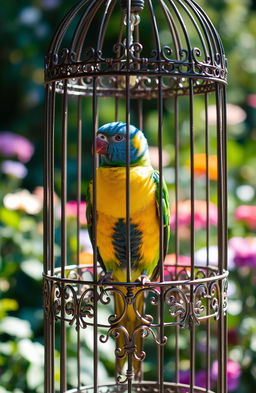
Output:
[{"left": 95, "top": 166, "right": 156, "bottom": 218}]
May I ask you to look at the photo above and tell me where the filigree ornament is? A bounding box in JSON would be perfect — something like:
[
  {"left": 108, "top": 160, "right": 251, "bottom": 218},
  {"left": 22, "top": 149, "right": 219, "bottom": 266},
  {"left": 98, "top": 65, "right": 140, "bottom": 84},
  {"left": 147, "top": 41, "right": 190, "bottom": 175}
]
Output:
[
  {"left": 164, "top": 287, "right": 189, "bottom": 326},
  {"left": 45, "top": 43, "right": 227, "bottom": 96},
  {"left": 99, "top": 323, "right": 167, "bottom": 383},
  {"left": 209, "top": 281, "right": 220, "bottom": 320},
  {"left": 193, "top": 283, "right": 208, "bottom": 318},
  {"left": 44, "top": 265, "right": 226, "bottom": 330},
  {"left": 51, "top": 282, "right": 96, "bottom": 329},
  {"left": 43, "top": 279, "right": 51, "bottom": 319},
  {"left": 223, "top": 278, "right": 228, "bottom": 315},
  {"left": 133, "top": 287, "right": 160, "bottom": 325}
]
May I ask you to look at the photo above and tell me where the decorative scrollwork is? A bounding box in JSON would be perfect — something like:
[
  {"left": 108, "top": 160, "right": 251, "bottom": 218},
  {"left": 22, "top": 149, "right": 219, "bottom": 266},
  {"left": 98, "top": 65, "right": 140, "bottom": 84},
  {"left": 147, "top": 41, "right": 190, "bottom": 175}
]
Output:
[
  {"left": 51, "top": 282, "right": 97, "bottom": 330},
  {"left": 161, "top": 46, "right": 173, "bottom": 62},
  {"left": 45, "top": 43, "right": 227, "bottom": 96},
  {"left": 133, "top": 287, "right": 159, "bottom": 325},
  {"left": 164, "top": 287, "right": 189, "bottom": 325},
  {"left": 43, "top": 278, "right": 51, "bottom": 318},
  {"left": 223, "top": 278, "right": 228, "bottom": 314},
  {"left": 193, "top": 283, "right": 208, "bottom": 318},
  {"left": 129, "top": 42, "right": 143, "bottom": 61},
  {"left": 112, "top": 43, "right": 126, "bottom": 61},
  {"left": 209, "top": 281, "right": 220, "bottom": 319}
]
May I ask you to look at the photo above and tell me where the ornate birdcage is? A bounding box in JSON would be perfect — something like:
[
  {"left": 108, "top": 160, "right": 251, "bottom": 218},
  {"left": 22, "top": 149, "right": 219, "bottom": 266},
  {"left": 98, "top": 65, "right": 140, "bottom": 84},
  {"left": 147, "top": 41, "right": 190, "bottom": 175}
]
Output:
[{"left": 43, "top": 1, "right": 228, "bottom": 393}]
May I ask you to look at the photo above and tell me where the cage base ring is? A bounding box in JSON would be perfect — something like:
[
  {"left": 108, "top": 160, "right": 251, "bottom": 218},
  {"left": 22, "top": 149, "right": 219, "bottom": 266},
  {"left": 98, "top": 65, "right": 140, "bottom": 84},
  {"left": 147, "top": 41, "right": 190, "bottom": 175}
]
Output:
[{"left": 66, "top": 382, "right": 215, "bottom": 393}]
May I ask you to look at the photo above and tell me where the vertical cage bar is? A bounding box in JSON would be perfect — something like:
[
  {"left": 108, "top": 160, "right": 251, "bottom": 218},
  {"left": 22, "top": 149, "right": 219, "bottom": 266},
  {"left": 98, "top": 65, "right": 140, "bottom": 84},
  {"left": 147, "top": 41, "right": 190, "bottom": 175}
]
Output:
[
  {"left": 49, "top": 82, "right": 56, "bottom": 277},
  {"left": 174, "top": 95, "right": 180, "bottom": 384},
  {"left": 76, "top": 95, "right": 82, "bottom": 390},
  {"left": 92, "top": 76, "right": 99, "bottom": 393},
  {"left": 60, "top": 79, "right": 68, "bottom": 393},
  {"left": 44, "top": 84, "right": 51, "bottom": 393},
  {"left": 189, "top": 79, "right": 195, "bottom": 393},
  {"left": 222, "top": 87, "right": 228, "bottom": 273},
  {"left": 125, "top": 2, "right": 132, "bottom": 390},
  {"left": 222, "top": 86, "right": 228, "bottom": 393},
  {"left": 125, "top": 0, "right": 131, "bottom": 284},
  {"left": 49, "top": 82, "right": 56, "bottom": 393},
  {"left": 43, "top": 84, "right": 50, "bottom": 275},
  {"left": 157, "top": 76, "right": 164, "bottom": 393},
  {"left": 216, "top": 83, "right": 225, "bottom": 393},
  {"left": 205, "top": 93, "right": 211, "bottom": 392}
]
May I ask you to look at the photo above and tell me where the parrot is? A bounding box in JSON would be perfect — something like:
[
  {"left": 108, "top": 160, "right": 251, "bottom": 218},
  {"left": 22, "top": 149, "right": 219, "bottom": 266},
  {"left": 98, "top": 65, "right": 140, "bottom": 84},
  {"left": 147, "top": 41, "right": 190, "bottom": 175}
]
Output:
[{"left": 86, "top": 121, "right": 170, "bottom": 379}]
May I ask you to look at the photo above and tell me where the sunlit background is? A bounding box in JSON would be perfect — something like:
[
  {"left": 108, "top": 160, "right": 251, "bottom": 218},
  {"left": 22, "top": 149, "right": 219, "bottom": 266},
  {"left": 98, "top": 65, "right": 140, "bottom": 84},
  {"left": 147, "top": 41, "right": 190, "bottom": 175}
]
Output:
[{"left": 1, "top": 0, "right": 256, "bottom": 392}]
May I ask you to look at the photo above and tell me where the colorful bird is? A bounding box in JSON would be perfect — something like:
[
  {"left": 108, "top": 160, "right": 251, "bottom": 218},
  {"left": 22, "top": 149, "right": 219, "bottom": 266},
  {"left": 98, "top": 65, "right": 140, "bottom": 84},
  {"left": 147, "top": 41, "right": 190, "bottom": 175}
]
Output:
[{"left": 86, "top": 122, "right": 170, "bottom": 379}]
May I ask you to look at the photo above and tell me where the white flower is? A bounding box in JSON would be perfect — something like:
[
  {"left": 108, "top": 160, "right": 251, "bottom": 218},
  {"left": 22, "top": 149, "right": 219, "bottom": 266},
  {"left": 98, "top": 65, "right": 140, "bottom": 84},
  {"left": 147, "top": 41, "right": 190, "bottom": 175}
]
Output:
[
  {"left": 3, "top": 190, "right": 43, "bottom": 214},
  {"left": 195, "top": 245, "right": 235, "bottom": 270}
]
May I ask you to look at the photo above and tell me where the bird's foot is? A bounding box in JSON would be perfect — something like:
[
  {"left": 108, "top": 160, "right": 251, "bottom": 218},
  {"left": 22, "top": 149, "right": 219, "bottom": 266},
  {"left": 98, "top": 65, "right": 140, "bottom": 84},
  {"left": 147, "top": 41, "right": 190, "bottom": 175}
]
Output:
[
  {"left": 98, "top": 270, "right": 113, "bottom": 285},
  {"left": 135, "top": 274, "right": 150, "bottom": 286}
]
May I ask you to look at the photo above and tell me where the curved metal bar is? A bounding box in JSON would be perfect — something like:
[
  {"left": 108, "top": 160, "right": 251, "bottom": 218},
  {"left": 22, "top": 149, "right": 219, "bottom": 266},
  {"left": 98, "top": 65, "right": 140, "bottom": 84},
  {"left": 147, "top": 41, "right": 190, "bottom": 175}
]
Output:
[
  {"left": 175, "top": 0, "right": 209, "bottom": 60},
  {"left": 158, "top": 0, "right": 181, "bottom": 60},
  {"left": 147, "top": 0, "right": 161, "bottom": 55},
  {"left": 97, "top": 0, "right": 117, "bottom": 52},
  {"left": 165, "top": 0, "right": 192, "bottom": 61},
  {"left": 186, "top": 0, "right": 214, "bottom": 62},
  {"left": 48, "top": 0, "right": 88, "bottom": 54},
  {"left": 64, "top": 380, "right": 216, "bottom": 393},
  {"left": 190, "top": 0, "right": 225, "bottom": 60},
  {"left": 71, "top": 0, "right": 106, "bottom": 59},
  {"left": 43, "top": 269, "right": 229, "bottom": 288}
]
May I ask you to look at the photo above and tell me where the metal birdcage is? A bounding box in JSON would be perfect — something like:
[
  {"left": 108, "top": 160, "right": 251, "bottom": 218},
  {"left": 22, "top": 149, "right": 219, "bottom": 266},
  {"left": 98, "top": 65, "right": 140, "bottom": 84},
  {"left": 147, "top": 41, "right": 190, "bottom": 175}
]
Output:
[{"left": 43, "top": 1, "right": 228, "bottom": 393}]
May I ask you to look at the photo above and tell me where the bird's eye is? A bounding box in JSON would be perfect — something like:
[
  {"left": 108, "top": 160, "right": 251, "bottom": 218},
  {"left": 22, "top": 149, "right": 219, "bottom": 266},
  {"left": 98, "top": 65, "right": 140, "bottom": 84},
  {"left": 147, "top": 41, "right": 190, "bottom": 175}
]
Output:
[
  {"left": 112, "top": 134, "right": 125, "bottom": 142},
  {"left": 97, "top": 133, "right": 107, "bottom": 141}
]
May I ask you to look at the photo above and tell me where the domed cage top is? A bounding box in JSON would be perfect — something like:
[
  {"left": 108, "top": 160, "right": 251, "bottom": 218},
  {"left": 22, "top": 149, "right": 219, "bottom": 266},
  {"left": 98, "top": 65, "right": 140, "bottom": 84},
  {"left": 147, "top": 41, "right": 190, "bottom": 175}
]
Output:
[
  {"left": 43, "top": 1, "right": 228, "bottom": 393},
  {"left": 44, "top": 0, "right": 227, "bottom": 97}
]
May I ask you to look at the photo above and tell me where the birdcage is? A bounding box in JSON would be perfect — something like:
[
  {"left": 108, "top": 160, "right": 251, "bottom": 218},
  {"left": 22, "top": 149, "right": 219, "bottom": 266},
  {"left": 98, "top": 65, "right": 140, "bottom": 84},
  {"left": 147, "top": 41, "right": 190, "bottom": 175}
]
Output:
[{"left": 43, "top": 1, "right": 228, "bottom": 393}]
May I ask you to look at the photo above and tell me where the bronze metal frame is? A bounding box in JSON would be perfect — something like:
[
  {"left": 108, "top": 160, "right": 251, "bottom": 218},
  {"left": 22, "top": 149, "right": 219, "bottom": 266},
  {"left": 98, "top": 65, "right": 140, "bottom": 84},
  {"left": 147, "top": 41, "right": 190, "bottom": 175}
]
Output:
[{"left": 43, "top": 1, "right": 228, "bottom": 392}]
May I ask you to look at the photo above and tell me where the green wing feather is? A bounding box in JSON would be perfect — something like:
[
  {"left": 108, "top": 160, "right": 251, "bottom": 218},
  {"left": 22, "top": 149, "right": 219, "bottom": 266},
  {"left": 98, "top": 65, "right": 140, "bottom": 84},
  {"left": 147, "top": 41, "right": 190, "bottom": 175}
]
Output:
[
  {"left": 150, "top": 170, "right": 170, "bottom": 281},
  {"left": 85, "top": 181, "right": 106, "bottom": 272}
]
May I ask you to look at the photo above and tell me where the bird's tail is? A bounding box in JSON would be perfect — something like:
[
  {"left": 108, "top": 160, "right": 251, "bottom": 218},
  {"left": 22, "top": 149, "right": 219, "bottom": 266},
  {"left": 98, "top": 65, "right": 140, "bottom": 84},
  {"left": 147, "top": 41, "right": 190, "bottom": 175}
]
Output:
[{"left": 114, "top": 286, "right": 144, "bottom": 380}]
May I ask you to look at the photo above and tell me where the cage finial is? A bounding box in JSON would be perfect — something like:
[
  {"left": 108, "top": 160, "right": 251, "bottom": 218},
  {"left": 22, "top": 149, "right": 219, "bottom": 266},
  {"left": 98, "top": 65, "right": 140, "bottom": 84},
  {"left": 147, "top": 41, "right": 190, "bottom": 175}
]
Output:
[{"left": 121, "top": 0, "right": 144, "bottom": 12}]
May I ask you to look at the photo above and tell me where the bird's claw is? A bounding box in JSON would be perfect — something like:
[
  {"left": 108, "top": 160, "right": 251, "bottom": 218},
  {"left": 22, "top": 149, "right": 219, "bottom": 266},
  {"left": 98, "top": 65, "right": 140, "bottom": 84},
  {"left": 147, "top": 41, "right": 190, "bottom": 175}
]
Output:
[
  {"left": 98, "top": 270, "right": 113, "bottom": 285},
  {"left": 136, "top": 274, "right": 150, "bottom": 286}
]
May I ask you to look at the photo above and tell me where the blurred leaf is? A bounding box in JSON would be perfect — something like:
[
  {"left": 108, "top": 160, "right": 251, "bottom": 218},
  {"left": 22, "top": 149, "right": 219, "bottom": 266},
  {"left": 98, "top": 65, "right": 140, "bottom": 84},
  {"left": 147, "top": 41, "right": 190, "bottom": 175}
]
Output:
[
  {"left": 0, "top": 299, "right": 18, "bottom": 319},
  {"left": 18, "top": 339, "right": 44, "bottom": 364},
  {"left": 20, "top": 259, "right": 42, "bottom": 280},
  {"left": 227, "top": 139, "right": 245, "bottom": 167},
  {"left": 26, "top": 362, "right": 44, "bottom": 390},
  {"left": 0, "top": 317, "right": 32, "bottom": 338},
  {"left": 0, "top": 207, "right": 20, "bottom": 230}
]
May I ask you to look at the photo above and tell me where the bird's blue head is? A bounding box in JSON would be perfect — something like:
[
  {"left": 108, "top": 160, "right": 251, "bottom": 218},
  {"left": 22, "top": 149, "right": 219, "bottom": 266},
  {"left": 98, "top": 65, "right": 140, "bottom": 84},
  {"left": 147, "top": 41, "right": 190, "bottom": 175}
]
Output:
[{"left": 96, "top": 122, "right": 150, "bottom": 167}]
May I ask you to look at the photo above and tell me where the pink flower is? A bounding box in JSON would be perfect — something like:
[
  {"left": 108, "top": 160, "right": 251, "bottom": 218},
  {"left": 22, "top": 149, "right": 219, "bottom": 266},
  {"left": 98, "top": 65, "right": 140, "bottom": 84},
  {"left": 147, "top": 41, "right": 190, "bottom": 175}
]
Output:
[
  {"left": 235, "top": 205, "right": 256, "bottom": 229},
  {"left": 57, "top": 201, "right": 87, "bottom": 225},
  {"left": 247, "top": 94, "right": 256, "bottom": 108},
  {"left": 164, "top": 254, "right": 191, "bottom": 280},
  {"left": 0, "top": 132, "right": 34, "bottom": 163},
  {"left": 229, "top": 237, "right": 256, "bottom": 268},
  {"left": 33, "top": 186, "right": 59, "bottom": 206},
  {"left": 212, "top": 360, "right": 241, "bottom": 392},
  {"left": 170, "top": 200, "right": 218, "bottom": 230}
]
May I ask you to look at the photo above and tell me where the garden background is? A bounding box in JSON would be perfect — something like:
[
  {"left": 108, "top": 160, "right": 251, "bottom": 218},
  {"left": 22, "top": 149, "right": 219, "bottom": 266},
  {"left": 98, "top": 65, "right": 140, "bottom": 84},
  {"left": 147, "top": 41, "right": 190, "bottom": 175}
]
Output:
[{"left": 1, "top": 0, "right": 256, "bottom": 392}]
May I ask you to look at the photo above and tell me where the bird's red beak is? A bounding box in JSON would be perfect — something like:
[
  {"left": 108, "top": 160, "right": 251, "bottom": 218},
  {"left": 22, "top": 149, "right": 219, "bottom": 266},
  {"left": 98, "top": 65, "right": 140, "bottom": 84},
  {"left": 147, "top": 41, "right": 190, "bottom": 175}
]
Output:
[{"left": 96, "top": 136, "right": 108, "bottom": 155}]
